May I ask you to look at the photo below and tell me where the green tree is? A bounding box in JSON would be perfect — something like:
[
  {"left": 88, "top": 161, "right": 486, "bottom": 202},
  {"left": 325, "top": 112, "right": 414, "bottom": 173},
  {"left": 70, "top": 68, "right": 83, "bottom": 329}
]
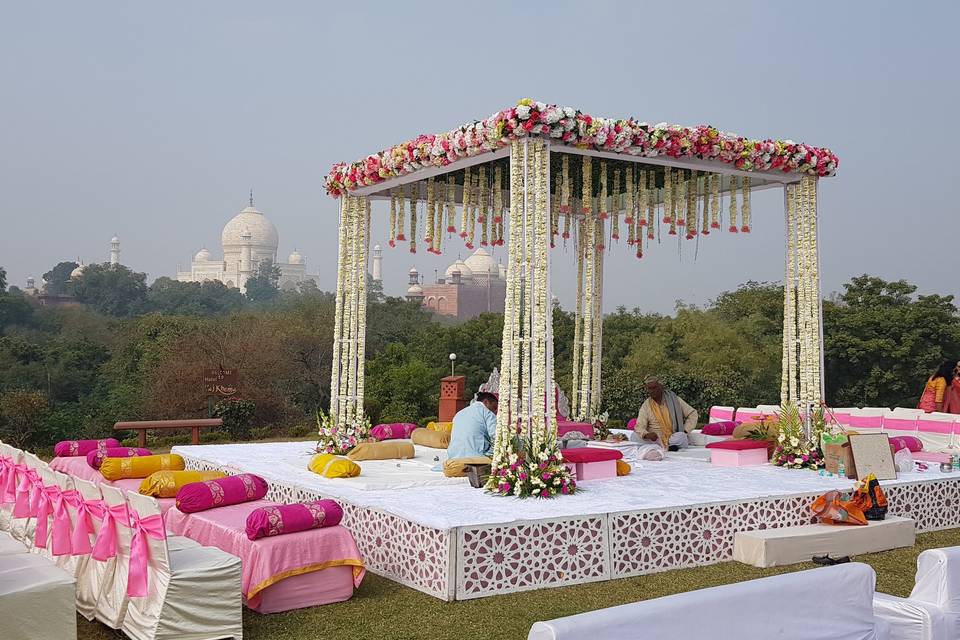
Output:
[
  {"left": 0, "top": 389, "right": 49, "bottom": 448},
  {"left": 147, "top": 277, "right": 245, "bottom": 315},
  {"left": 244, "top": 260, "right": 282, "bottom": 303},
  {"left": 824, "top": 275, "right": 960, "bottom": 408},
  {"left": 73, "top": 263, "right": 148, "bottom": 317},
  {"left": 42, "top": 261, "right": 79, "bottom": 295},
  {"left": 0, "top": 266, "right": 6, "bottom": 291}
]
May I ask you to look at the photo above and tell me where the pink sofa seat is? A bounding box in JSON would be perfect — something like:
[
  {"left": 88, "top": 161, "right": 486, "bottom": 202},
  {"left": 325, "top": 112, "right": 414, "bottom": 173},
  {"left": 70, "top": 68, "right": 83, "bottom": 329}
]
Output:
[
  {"left": 556, "top": 421, "right": 595, "bottom": 439},
  {"left": 166, "top": 500, "right": 364, "bottom": 612}
]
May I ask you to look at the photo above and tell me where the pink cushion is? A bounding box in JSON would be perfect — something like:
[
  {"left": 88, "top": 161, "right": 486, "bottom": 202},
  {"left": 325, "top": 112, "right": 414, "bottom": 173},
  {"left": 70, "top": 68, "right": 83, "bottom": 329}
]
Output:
[
  {"left": 176, "top": 473, "right": 269, "bottom": 513},
  {"left": 246, "top": 500, "right": 344, "bottom": 540},
  {"left": 561, "top": 448, "right": 623, "bottom": 463},
  {"left": 54, "top": 438, "right": 121, "bottom": 457},
  {"left": 369, "top": 423, "right": 417, "bottom": 441},
  {"left": 86, "top": 447, "right": 152, "bottom": 469},
  {"left": 626, "top": 418, "right": 637, "bottom": 430},
  {"left": 702, "top": 421, "right": 738, "bottom": 436},
  {"left": 556, "top": 421, "right": 595, "bottom": 438},
  {"left": 888, "top": 436, "right": 923, "bottom": 453},
  {"left": 706, "top": 439, "right": 769, "bottom": 451}
]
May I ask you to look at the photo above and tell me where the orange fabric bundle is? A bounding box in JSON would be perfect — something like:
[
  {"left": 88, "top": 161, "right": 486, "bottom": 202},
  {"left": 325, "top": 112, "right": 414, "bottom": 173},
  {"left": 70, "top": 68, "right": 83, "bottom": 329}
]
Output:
[
  {"left": 616, "top": 459, "right": 631, "bottom": 476},
  {"left": 811, "top": 490, "right": 868, "bottom": 526},
  {"left": 851, "top": 473, "right": 888, "bottom": 520}
]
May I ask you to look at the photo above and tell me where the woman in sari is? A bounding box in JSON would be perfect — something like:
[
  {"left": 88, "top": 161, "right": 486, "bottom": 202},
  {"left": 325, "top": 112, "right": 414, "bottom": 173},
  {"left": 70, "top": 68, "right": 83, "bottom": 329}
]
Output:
[
  {"left": 943, "top": 360, "right": 960, "bottom": 414},
  {"left": 918, "top": 360, "right": 956, "bottom": 413}
]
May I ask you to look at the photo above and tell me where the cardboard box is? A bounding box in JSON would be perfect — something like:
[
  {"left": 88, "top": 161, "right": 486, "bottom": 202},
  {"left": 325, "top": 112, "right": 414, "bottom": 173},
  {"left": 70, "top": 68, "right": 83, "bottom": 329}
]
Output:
[{"left": 824, "top": 442, "right": 857, "bottom": 478}]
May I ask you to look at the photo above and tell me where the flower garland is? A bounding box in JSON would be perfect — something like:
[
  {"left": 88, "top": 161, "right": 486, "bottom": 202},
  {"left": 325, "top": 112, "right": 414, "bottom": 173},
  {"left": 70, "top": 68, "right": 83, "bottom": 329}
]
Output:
[
  {"left": 668, "top": 170, "right": 679, "bottom": 235},
  {"left": 550, "top": 188, "right": 559, "bottom": 248},
  {"left": 466, "top": 171, "right": 478, "bottom": 250},
  {"left": 408, "top": 183, "right": 417, "bottom": 253},
  {"left": 741, "top": 176, "right": 751, "bottom": 233},
  {"left": 480, "top": 165, "right": 490, "bottom": 247},
  {"left": 781, "top": 183, "right": 797, "bottom": 404},
  {"left": 460, "top": 167, "right": 471, "bottom": 239},
  {"left": 646, "top": 171, "right": 656, "bottom": 240},
  {"left": 434, "top": 179, "right": 444, "bottom": 254},
  {"left": 493, "top": 165, "right": 504, "bottom": 224},
  {"left": 329, "top": 197, "right": 348, "bottom": 421},
  {"left": 599, "top": 161, "right": 609, "bottom": 220},
  {"left": 324, "top": 99, "right": 839, "bottom": 197},
  {"left": 424, "top": 178, "right": 435, "bottom": 250},
  {"left": 560, "top": 154, "right": 571, "bottom": 213},
  {"left": 685, "top": 171, "right": 697, "bottom": 239},
  {"left": 446, "top": 175, "right": 457, "bottom": 233},
  {"left": 611, "top": 168, "right": 621, "bottom": 241},
  {"left": 571, "top": 220, "right": 584, "bottom": 414},
  {"left": 701, "top": 174, "right": 710, "bottom": 235},
  {"left": 662, "top": 167, "right": 673, "bottom": 224},
  {"left": 728, "top": 175, "right": 739, "bottom": 233},
  {"left": 710, "top": 173, "right": 721, "bottom": 230},
  {"left": 388, "top": 187, "right": 398, "bottom": 247}
]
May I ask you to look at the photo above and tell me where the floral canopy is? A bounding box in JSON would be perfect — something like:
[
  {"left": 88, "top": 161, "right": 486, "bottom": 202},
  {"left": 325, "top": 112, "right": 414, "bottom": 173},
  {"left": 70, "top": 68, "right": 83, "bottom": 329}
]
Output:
[{"left": 324, "top": 99, "right": 838, "bottom": 198}]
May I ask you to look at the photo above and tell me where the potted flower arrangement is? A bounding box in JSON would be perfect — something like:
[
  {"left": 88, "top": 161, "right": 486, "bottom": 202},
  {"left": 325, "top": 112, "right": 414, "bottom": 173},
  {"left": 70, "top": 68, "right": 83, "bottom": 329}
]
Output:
[
  {"left": 771, "top": 402, "right": 824, "bottom": 470},
  {"left": 315, "top": 410, "right": 371, "bottom": 455},
  {"left": 487, "top": 435, "right": 577, "bottom": 498}
]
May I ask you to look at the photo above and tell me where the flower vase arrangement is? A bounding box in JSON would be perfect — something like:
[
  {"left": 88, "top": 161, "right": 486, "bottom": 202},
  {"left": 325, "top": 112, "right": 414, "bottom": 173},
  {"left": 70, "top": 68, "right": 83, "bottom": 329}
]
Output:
[
  {"left": 486, "top": 435, "right": 577, "bottom": 498},
  {"left": 590, "top": 410, "right": 614, "bottom": 441},
  {"left": 315, "top": 410, "right": 371, "bottom": 455},
  {"left": 771, "top": 402, "right": 824, "bottom": 470}
]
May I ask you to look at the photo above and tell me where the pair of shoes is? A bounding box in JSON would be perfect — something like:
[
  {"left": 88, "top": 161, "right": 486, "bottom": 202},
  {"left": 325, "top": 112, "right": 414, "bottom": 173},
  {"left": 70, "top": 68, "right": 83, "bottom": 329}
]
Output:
[{"left": 812, "top": 554, "right": 851, "bottom": 566}]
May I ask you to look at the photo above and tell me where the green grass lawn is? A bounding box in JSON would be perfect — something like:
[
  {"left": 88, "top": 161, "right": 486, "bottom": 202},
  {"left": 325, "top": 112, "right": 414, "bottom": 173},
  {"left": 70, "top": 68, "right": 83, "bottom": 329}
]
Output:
[{"left": 77, "top": 526, "right": 960, "bottom": 640}]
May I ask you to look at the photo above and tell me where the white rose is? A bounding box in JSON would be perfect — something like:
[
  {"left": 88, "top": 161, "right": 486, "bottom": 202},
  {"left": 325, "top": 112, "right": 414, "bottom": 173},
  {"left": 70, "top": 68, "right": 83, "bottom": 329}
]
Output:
[{"left": 516, "top": 105, "right": 531, "bottom": 119}]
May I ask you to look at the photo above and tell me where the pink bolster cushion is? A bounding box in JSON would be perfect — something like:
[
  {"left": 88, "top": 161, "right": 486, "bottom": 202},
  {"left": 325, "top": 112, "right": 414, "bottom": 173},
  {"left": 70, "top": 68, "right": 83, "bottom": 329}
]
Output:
[
  {"left": 87, "top": 447, "right": 152, "bottom": 469},
  {"left": 702, "top": 421, "right": 738, "bottom": 436},
  {"left": 245, "top": 499, "right": 344, "bottom": 540},
  {"left": 706, "top": 440, "right": 769, "bottom": 451},
  {"left": 370, "top": 423, "right": 418, "bottom": 441},
  {"left": 889, "top": 436, "right": 923, "bottom": 453},
  {"left": 54, "top": 438, "right": 121, "bottom": 457},
  {"left": 561, "top": 448, "right": 623, "bottom": 463},
  {"left": 175, "top": 473, "right": 269, "bottom": 513}
]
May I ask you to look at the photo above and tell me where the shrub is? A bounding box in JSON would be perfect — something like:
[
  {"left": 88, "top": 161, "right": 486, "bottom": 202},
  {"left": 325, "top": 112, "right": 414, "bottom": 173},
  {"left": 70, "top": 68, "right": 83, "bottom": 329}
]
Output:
[
  {"left": 213, "top": 398, "right": 256, "bottom": 441},
  {"left": 0, "top": 390, "right": 49, "bottom": 448}
]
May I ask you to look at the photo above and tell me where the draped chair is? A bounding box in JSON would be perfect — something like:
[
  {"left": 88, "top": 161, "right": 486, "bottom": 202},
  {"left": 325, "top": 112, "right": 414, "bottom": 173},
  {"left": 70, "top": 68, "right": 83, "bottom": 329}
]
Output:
[
  {"left": 71, "top": 477, "right": 108, "bottom": 621},
  {"left": 121, "top": 491, "right": 243, "bottom": 640},
  {"left": 94, "top": 483, "right": 134, "bottom": 628}
]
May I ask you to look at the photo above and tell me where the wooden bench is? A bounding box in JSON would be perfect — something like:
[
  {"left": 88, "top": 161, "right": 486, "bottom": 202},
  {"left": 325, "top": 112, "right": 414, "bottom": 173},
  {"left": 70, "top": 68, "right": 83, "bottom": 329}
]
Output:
[{"left": 114, "top": 419, "right": 224, "bottom": 448}]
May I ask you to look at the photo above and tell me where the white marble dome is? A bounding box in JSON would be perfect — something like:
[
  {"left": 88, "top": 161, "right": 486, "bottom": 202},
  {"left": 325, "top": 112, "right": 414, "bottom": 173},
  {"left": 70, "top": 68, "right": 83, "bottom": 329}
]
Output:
[
  {"left": 221, "top": 205, "right": 279, "bottom": 251},
  {"left": 463, "top": 247, "right": 499, "bottom": 279},
  {"left": 288, "top": 250, "right": 303, "bottom": 265},
  {"left": 194, "top": 248, "right": 212, "bottom": 262},
  {"left": 444, "top": 259, "right": 473, "bottom": 281},
  {"left": 69, "top": 263, "right": 86, "bottom": 279}
]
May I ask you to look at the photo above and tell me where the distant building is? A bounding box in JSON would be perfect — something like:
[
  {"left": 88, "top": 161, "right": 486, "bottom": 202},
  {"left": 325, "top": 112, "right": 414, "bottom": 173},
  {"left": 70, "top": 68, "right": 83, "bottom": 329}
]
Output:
[
  {"left": 175, "top": 193, "right": 343, "bottom": 293},
  {"left": 406, "top": 247, "right": 507, "bottom": 320}
]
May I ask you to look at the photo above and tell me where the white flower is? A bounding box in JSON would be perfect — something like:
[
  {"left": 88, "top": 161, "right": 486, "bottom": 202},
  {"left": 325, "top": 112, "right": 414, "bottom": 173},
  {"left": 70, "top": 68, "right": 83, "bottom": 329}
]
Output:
[
  {"left": 563, "top": 107, "right": 575, "bottom": 118},
  {"left": 516, "top": 105, "right": 531, "bottom": 119}
]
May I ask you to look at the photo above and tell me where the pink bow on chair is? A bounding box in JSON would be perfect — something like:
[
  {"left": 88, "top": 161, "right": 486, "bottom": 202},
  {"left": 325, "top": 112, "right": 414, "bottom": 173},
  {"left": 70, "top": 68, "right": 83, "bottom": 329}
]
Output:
[
  {"left": 126, "top": 511, "right": 166, "bottom": 597},
  {"left": 0, "top": 457, "right": 13, "bottom": 504},
  {"left": 33, "top": 483, "right": 57, "bottom": 549},
  {"left": 12, "top": 465, "right": 37, "bottom": 518},
  {"left": 1, "top": 459, "right": 19, "bottom": 504},
  {"left": 64, "top": 493, "right": 104, "bottom": 556},
  {"left": 91, "top": 503, "right": 130, "bottom": 561}
]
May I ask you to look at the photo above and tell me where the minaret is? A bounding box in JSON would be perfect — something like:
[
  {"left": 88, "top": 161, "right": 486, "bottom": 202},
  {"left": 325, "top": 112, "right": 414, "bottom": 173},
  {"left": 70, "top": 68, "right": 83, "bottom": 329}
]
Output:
[
  {"left": 239, "top": 227, "right": 253, "bottom": 291},
  {"left": 110, "top": 235, "right": 121, "bottom": 266},
  {"left": 372, "top": 244, "right": 383, "bottom": 283}
]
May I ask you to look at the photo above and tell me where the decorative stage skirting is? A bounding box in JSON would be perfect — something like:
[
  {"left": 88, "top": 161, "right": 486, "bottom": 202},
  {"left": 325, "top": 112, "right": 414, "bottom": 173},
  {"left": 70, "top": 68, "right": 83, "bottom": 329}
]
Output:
[{"left": 178, "top": 450, "right": 960, "bottom": 601}]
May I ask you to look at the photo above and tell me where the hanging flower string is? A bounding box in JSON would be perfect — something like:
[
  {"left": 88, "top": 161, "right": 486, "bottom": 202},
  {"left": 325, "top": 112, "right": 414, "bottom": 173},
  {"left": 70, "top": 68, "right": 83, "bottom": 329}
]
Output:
[
  {"left": 741, "top": 176, "right": 752, "bottom": 232},
  {"left": 728, "top": 175, "right": 739, "bottom": 233},
  {"left": 446, "top": 175, "right": 457, "bottom": 233},
  {"left": 424, "top": 178, "right": 435, "bottom": 251},
  {"left": 611, "top": 168, "right": 621, "bottom": 241},
  {"left": 710, "top": 173, "right": 721, "bottom": 230},
  {"left": 408, "top": 183, "right": 418, "bottom": 253}
]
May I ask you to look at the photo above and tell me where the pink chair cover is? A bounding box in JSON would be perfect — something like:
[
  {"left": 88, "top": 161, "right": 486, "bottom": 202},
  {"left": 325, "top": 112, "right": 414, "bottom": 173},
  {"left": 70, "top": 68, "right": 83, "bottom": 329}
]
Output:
[
  {"left": 91, "top": 502, "right": 130, "bottom": 561},
  {"left": 54, "top": 438, "right": 121, "bottom": 457},
  {"left": 87, "top": 447, "right": 152, "bottom": 469},
  {"left": 64, "top": 493, "right": 105, "bottom": 555},
  {"left": 847, "top": 415, "right": 883, "bottom": 429},
  {"left": 166, "top": 501, "right": 364, "bottom": 605},
  {"left": 175, "top": 473, "right": 268, "bottom": 513},
  {"left": 34, "top": 483, "right": 72, "bottom": 555},
  {"left": 709, "top": 407, "right": 735, "bottom": 421},
  {"left": 0, "top": 456, "right": 13, "bottom": 503},
  {"left": 125, "top": 511, "right": 166, "bottom": 597},
  {"left": 917, "top": 420, "right": 955, "bottom": 435},
  {"left": 13, "top": 465, "right": 37, "bottom": 518},
  {"left": 245, "top": 500, "right": 344, "bottom": 540}
]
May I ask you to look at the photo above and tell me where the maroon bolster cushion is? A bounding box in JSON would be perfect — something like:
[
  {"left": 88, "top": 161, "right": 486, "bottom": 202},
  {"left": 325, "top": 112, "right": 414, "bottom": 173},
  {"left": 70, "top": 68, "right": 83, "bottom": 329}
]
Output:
[
  {"left": 87, "top": 447, "right": 152, "bottom": 469},
  {"left": 54, "top": 438, "right": 122, "bottom": 457},
  {"left": 245, "top": 499, "right": 344, "bottom": 540},
  {"left": 561, "top": 448, "right": 623, "bottom": 463},
  {"left": 176, "top": 473, "right": 269, "bottom": 513},
  {"left": 706, "top": 440, "right": 769, "bottom": 451},
  {"left": 702, "top": 421, "right": 738, "bottom": 436}
]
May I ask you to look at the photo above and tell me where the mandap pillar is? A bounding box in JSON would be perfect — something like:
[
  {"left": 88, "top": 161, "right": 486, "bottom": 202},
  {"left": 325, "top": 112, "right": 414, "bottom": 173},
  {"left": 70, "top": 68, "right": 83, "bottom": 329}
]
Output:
[
  {"left": 781, "top": 175, "right": 823, "bottom": 409},
  {"left": 329, "top": 194, "right": 370, "bottom": 428}
]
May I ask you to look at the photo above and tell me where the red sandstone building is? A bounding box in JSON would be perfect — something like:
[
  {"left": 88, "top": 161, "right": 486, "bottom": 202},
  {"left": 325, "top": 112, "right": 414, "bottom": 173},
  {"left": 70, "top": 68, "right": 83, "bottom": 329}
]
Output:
[{"left": 406, "top": 248, "right": 507, "bottom": 321}]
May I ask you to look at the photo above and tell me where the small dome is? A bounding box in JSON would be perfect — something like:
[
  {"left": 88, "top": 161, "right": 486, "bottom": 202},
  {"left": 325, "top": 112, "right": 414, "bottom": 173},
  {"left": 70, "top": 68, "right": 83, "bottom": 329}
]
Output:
[
  {"left": 221, "top": 204, "right": 279, "bottom": 250},
  {"left": 444, "top": 259, "right": 473, "bottom": 281},
  {"left": 110, "top": 236, "right": 120, "bottom": 244},
  {"left": 374, "top": 244, "right": 382, "bottom": 251},
  {"left": 409, "top": 266, "right": 419, "bottom": 275},
  {"left": 70, "top": 263, "right": 86, "bottom": 279},
  {"left": 288, "top": 250, "right": 303, "bottom": 265},
  {"left": 194, "top": 248, "right": 211, "bottom": 262},
  {"left": 407, "top": 283, "right": 424, "bottom": 296},
  {"left": 463, "top": 247, "right": 497, "bottom": 278}
]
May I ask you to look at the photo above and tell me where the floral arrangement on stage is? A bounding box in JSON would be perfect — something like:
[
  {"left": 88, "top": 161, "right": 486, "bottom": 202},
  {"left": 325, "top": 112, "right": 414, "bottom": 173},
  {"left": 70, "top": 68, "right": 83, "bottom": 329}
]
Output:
[
  {"left": 315, "top": 409, "right": 371, "bottom": 455},
  {"left": 490, "top": 435, "right": 577, "bottom": 498},
  {"left": 324, "top": 99, "right": 838, "bottom": 196},
  {"left": 771, "top": 402, "right": 824, "bottom": 470}
]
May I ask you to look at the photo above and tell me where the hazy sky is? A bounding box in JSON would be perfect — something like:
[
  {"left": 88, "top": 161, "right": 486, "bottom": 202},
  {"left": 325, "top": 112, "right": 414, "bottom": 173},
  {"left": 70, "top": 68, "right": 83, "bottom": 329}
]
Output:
[{"left": 2, "top": 1, "right": 958, "bottom": 313}]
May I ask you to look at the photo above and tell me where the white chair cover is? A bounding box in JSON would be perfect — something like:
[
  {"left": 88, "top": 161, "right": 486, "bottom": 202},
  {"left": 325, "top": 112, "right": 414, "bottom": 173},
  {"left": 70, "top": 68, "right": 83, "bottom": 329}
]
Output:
[
  {"left": 0, "top": 530, "right": 26, "bottom": 555},
  {"left": 529, "top": 563, "right": 886, "bottom": 640},
  {"left": 0, "top": 552, "right": 77, "bottom": 640},
  {"left": 96, "top": 483, "right": 133, "bottom": 628},
  {"left": 72, "top": 477, "right": 107, "bottom": 621},
  {"left": 873, "top": 547, "right": 960, "bottom": 640},
  {"left": 121, "top": 491, "right": 243, "bottom": 640},
  {"left": 11, "top": 452, "right": 46, "bottom": 546},
  {"left": 0, "top": 444, "right": 22, "bottom": 532}
]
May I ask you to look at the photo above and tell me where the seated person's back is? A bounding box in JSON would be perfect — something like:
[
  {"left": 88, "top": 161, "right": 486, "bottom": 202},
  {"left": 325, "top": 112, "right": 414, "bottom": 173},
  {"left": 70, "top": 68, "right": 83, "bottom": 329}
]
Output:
[{"left": 447, "top": 392, "right": 498, "bottom": 459}]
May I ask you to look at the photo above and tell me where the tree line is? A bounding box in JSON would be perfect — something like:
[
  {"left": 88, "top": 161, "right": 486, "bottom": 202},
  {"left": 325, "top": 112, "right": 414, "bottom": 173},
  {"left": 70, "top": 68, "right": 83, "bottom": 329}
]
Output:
[{"left": 1, "top": 261, "right": 958, "bottom": 449}]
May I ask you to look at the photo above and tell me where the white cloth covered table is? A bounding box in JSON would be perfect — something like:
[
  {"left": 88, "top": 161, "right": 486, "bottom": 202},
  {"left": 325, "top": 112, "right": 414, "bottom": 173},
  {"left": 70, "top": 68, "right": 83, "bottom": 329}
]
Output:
[
  {"left": 874, "top": 546, "right": 960, "bottom": 640},
  {"left": 0, "top": 551, "right": 77, "bottom": 640},
  {"left": 733, "top": 516, "right": 916, "bottom": 567},
  {"left": 529, "top": 562, "right": 889, "bottom": 640},
  {"left": 173, "top": 441, "right": 960, "bottom": 531}
]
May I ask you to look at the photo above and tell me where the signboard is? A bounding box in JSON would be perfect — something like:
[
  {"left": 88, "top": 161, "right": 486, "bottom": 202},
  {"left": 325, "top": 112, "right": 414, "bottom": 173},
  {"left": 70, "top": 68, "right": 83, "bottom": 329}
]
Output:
[
  {"left": 203, "top": 368, "right": 238, "bottom": 397},
  {"left": 848, "top": 432, "right": 897, "bottom": 481}
]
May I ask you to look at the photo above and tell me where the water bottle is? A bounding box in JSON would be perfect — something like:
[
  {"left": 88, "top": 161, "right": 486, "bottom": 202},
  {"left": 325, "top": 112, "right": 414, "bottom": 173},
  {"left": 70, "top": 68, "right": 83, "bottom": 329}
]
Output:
[
  {"left": 953, "top": 454, "right": 960, "bottom": 472},
  {"left": 838, "top": 460, "right": 846, "bottom": 478}
]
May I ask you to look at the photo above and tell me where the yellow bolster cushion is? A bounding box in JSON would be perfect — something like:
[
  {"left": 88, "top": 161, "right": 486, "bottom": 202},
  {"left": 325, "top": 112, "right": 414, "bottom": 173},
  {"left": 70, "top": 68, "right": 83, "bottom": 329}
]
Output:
[
  {"left": 100, "top": 454, "right": 185, "bottom": 481},
  {"left": 426, "top": 421, "right": 453, "bottom": 434},
  {"left": 616, "top": 459, "right": 631, "bottom": 476},
  {"left": 139, "top": 470, "right": 226, "bottom": 498},
  {"left": 308, "top": 453, "right": 361, "bottom": 479},
  {"left": 442, "top": 456, "right": 492, "bottom": 478},
  {"left": 411, "top": 428, "right": 451, "bottom": 449},
  {"left": 347, "top": 441, "right": 415, "bottom": 461}
]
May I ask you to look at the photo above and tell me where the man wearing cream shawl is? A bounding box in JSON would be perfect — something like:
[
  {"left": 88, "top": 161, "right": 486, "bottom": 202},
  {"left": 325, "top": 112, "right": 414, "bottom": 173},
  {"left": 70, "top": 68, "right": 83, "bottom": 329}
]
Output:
[{"left": 633, "top": 377, "right": 698, "bottom": 448}]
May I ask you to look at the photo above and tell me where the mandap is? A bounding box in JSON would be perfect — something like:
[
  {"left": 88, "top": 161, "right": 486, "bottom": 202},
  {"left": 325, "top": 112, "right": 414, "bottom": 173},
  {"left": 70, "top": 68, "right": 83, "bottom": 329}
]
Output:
[{"left": 323, "top": 99, "right": 837, "bottom": 497}]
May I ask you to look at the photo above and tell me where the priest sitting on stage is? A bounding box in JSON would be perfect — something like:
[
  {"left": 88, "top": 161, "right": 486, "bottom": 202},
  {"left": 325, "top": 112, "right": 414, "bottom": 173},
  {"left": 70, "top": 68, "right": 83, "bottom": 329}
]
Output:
[
  {"left": 633, "top": 377, "right": 698, "bottom": 448},
  {"left": 448, "top": 392, "right": 499, "bottom": 459}
]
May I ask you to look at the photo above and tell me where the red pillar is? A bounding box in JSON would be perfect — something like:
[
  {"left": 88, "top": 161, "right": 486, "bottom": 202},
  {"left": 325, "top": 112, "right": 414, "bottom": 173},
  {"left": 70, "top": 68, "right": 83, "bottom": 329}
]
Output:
[{"left": 438, "top": 375, "right": 466, "bottom": 423}]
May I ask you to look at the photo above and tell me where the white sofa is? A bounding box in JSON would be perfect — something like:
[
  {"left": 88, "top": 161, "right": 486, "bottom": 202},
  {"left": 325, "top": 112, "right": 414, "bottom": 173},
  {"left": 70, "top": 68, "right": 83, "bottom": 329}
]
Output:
[
  {"left": 529, "top": 563, "right": 889, "bottom": 640},
  {"left": 874, "top": 547, "right": 960, "bottom": 640}
]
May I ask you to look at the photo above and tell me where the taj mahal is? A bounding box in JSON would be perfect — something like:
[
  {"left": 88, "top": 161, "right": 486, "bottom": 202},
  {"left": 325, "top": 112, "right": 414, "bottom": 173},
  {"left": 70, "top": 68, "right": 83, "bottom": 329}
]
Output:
[{"left": 176, "top": 193, "right": 325, "bottom": 292}]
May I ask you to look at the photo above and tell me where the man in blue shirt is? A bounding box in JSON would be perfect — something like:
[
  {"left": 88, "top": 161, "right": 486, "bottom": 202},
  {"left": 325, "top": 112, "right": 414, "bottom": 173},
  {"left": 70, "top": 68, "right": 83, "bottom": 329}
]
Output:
[{"left": 447, "top": 392, "right": 499, "bottom": 459}]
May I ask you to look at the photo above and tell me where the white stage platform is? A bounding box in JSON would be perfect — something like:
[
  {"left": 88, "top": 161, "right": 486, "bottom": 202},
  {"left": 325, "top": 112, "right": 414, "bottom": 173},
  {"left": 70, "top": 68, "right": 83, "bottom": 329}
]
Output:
[{"left": 173, "top": 441, "right": 960, "bottom": 600}]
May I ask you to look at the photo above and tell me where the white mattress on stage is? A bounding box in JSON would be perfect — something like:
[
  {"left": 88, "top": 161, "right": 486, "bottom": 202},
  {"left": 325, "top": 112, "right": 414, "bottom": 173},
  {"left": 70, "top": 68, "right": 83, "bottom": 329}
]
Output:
[{"left": 172, "top": 441, "right": 960, "bottom": 531}]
